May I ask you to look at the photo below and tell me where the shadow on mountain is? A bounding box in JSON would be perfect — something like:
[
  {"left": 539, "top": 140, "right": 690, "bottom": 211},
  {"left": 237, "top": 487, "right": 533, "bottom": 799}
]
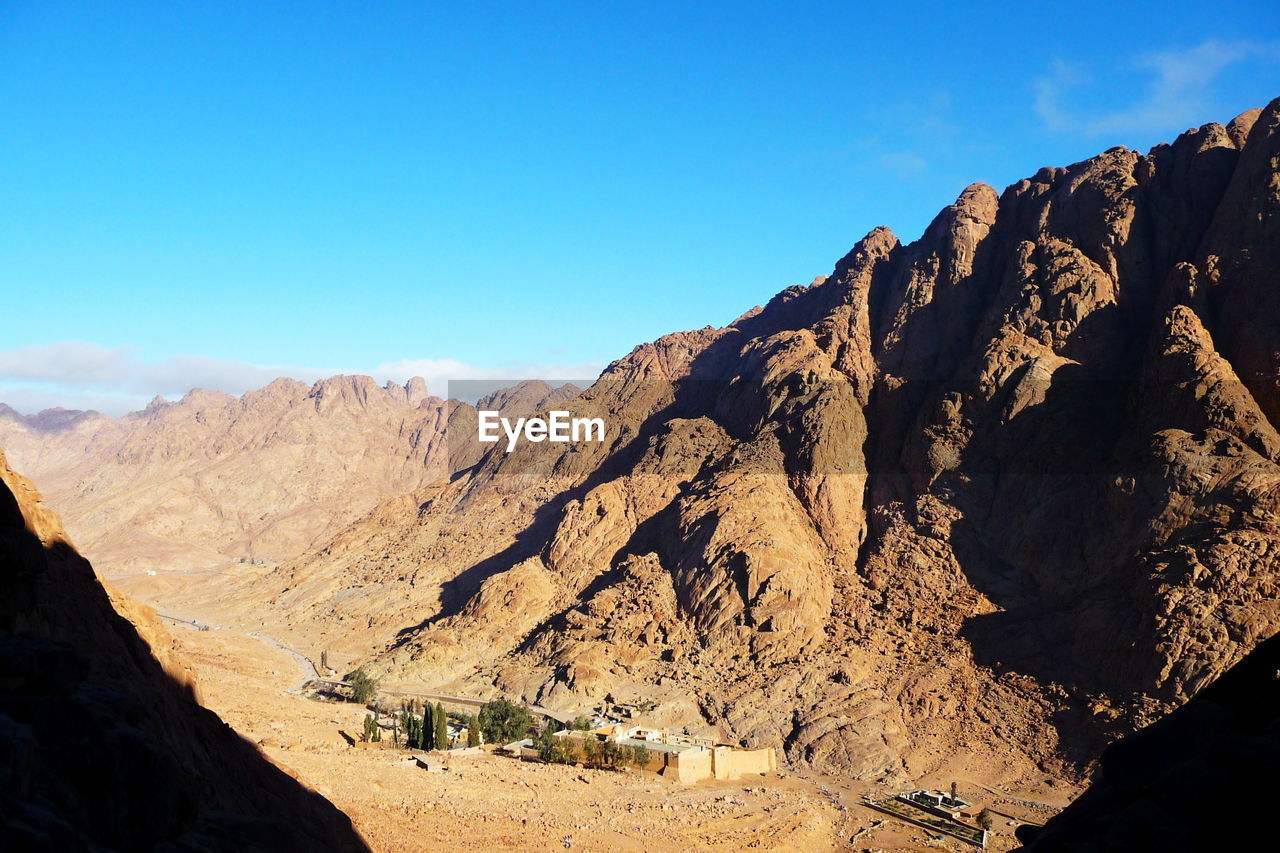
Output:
[{"left": 1014, "top": 630, "right": 1280, "bottom": 852}]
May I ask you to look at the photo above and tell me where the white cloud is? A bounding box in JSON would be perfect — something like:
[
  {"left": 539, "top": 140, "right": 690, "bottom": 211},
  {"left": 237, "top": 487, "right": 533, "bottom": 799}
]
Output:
[
  {"left": 0, "top": 341, "right": 604, "bottom": 417},
  {"left": 1033, "top": 40, "right": 1280, "bottom": 138}
]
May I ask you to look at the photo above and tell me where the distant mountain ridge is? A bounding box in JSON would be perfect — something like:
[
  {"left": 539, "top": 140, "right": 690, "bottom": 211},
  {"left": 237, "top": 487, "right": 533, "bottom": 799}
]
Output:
[
  {"left": 0, "top": 375, "right": 455, "bottom": 574},
  {"left": 0, "top": 402, "right": 101, "bottom": 433},
  {"left": 0, "top": 376, "right": 587, "bottom": 576}
]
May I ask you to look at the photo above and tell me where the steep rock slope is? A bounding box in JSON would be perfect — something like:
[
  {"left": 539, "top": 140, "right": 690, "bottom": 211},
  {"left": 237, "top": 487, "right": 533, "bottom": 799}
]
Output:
[
  {"left": 262, "top": 101, "right": 1280, "bottom": 784},
  {"left": 0, "top": 376, "right": 455, "bottom": 574},
  {"left": 0, "top": 448, "right": 368, "bottom": 851}
]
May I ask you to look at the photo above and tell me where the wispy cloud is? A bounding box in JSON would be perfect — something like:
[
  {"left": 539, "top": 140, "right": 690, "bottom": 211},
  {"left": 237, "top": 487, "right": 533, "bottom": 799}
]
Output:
[
  {"left": 0, "top": 341, "right": 604, "bottom": 416},
  {"left": 877, "top": 151, "right": 929, "bottom": 179},
  {"left": 1034, "top": 39, "right": 1280, "bottom": 138},
  {"left": 859, "top": 91, "right": 956, "bottom": 179}
]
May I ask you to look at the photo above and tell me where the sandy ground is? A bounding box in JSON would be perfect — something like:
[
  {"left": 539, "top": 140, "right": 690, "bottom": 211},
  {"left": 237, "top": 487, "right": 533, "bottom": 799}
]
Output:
[{"left": 163, "top": 616, "right": 1068, "bottom": 853}]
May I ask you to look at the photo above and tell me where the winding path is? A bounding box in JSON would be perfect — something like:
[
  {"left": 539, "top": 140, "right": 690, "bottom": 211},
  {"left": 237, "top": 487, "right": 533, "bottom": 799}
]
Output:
[
  {"left": 155, "top": 612, "right": 319, "bottom": 694},
  {"left": 247, "top": 631, "right": 320, "bottom": 693}
]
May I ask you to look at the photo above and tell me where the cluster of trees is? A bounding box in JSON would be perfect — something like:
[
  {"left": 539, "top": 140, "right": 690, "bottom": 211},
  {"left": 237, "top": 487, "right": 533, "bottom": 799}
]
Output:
[
  {"left": 348, "top": 668, "right": 379, "bottom": 704},
  {"left": 391, "top": 699, "right": 452, "bottom": 750},
  {"left": 360, "top": 698, "right": 487, "bottom": 749},
  {"left": 361, "top": 713, "right": 381, "bottom": 743},
  {"left": 358, "top": 691, "right": 547, "bottom": 751},
  {"left": 532, "top": 726, "right": 651, "bottom": 770},
  {"left": 477, "top": 698, "right": 535, "bottom": 745}
]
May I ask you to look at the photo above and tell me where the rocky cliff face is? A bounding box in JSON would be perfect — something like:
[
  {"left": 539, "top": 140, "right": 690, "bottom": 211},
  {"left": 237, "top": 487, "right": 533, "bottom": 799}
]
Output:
[
  {"left": 0, "top": 449, "right": 368, "bottom": 851},
  {"left": 256, "top": 100, "right": 1280, "bottom": 784},
  {"left": 0, "top": 376, "right": 458, "bottom": 574}
]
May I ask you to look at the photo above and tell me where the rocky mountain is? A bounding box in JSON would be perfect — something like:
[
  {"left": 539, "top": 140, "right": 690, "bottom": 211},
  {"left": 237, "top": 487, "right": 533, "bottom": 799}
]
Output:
[
  {"left": 0, "top": 448, "right": 368, "bottom": 850},
  {"left": 475, "top": 380, "right": 584, "bottom": 414},
  {"left": 1016, "top": 629, "right": 1280, "bottom": 851},
  {"left": 0, "top": 376, "right": 458, "bottom": 574},
  {"left": 0, "top": 403, "right": 100, "bottom": 433},
  {"left": 250, "top": 99, "right": 1280, "bottom": 785}
]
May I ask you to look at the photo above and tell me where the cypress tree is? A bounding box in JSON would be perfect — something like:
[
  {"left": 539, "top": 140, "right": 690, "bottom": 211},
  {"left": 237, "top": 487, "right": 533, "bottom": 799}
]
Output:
[
  {"left": 435, "top": 702, "right": 448, "bottom": 750},
  {"left": 422, "top": 702, "right": 435, "bottom": 750},
  {"left": 467, "top": 714, "right": 480, "bottom": 747}
]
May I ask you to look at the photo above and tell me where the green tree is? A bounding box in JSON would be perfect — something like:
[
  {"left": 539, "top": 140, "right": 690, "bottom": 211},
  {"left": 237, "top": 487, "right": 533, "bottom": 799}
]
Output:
[
  {"left": 362, "top": 713, "right": 382, "bottom": 743},
  {"left": 534, "top": 725, "right": 554, "bottom": 754},
  {"left": 422, "top": 702, "right": 435, "bottom": 750},
  {"left": 478, "top": 698, "right": 535, "bottom": 745},
  {"left": 401, "top": 702, "right": 423, "bottom": 750},
  {"left": 583, "top": 737, "right": 604, "bottom": 769},
  {"left": 435, "top": 701, "right": 449, "bottom": 750},
  {"left": 977, "top": 809, "right": 994, "bottom": 832},
  {"left": 570, "top": 715, "right": 593, "bottom": 732},
  {"left": 347, "top": 668, "right": 380, "bottom": 705},
  {"left": 539, "top": 734, "right": 578, "bottom": 765},
  {"left": 467, "top": 714, "right": 481, "bottom": 747},
  {"left": 601, "top": 739, "right": 622, "bottom": 769}
]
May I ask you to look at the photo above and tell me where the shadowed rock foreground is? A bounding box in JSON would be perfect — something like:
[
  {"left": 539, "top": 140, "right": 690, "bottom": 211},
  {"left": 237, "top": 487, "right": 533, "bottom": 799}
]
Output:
[
  {"left": 0, "top": 450, "right": 368, "bottom": 852},
  {"left": 1016, "top": 630, "right": 1280, "bottom": 851}
]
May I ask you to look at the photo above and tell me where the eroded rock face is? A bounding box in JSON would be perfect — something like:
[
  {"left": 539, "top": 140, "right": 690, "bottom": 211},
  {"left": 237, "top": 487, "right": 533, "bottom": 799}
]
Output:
[
  {"left": 0, "top": 449, "right": 367, "bottom": 851},
  {"left": 249, "top": 101, "right": 1280, "bottom": 784}
]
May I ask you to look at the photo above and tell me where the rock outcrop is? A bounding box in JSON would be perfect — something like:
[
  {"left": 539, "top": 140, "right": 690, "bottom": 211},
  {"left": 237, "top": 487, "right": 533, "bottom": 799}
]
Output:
[{"left": 0, "top": 449, "right": 368, "bottom": 851}]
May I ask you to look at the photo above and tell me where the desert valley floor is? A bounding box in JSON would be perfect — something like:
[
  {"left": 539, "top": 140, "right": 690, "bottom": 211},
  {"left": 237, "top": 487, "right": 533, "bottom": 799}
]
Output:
[{"left": 127, "top": 565, "right": 1073, "bottom": 852}]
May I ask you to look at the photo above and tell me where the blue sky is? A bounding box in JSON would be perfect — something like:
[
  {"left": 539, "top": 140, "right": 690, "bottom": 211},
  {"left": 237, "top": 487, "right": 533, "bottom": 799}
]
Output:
[{"left": 2, "top": 1, "right": 1278, "bottom": 414}]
